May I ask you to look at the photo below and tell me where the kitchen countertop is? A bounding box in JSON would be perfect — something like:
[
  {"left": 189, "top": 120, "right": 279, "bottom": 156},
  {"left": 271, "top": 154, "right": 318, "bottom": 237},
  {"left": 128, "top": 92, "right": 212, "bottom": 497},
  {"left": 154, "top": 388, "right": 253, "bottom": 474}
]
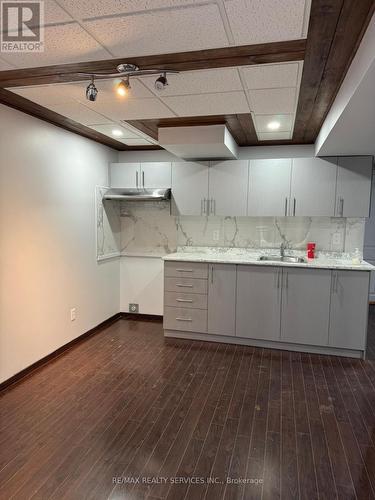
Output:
[{"left": 163, "top": 247, "right": 375, "bottom": 271}]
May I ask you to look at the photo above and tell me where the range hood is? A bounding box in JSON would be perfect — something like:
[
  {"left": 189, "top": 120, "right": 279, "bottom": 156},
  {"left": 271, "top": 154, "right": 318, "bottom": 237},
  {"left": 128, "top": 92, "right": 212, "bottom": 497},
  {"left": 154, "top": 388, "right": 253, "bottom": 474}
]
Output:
[
  {"left": 103, "top": 187, "right": 171, "bottom": 201},
  {"left": 158, "top": 124, "right": 238, "bottom": 160}
]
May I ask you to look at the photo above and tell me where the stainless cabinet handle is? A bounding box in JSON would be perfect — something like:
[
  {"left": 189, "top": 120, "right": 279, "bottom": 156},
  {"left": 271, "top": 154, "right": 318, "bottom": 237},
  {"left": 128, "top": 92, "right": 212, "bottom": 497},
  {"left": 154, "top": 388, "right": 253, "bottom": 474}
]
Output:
[
  {"left": 284, "top": 198, "right": 288, "bottom": 216},
  {"left": 176, "top": 269, "right": 193, "bottom": 272},
  {"left": 202, "top": 198, "right": 207, "bottom": 215},
  {"left": 213, "top": 198, "right": 216, "bottom": 215},
  {"left": 277, "top": 269, "right": 280, "bottom": 288},
  {"left": 176, "top": 298, "right": 193, "bottom": 303},
  {"left": 211, "top": 265, "right": 214, "bottom": 284},
  {"left": 334, "top": 271, "right": 339, "bottom": 293},
  {"left": 142, "top": 170, "right": 145, "bottom": 188},
  {"left": 293, "top": 198, "right": 296, "bottom": 216},
  {"left": 136, "top": 171, "right": 139, "bottom": 188},
  {"left": 285, "top": 271, "right": 288, "bottom": 289},
  {"left": 176, "top": 284, "right": 193, "bottom": 288},
  {"left": 176, "top": 317, "right": 192, "bottom": 322},
  {"left": 340, "top": 198, "right": 344, "bottom": 217}
]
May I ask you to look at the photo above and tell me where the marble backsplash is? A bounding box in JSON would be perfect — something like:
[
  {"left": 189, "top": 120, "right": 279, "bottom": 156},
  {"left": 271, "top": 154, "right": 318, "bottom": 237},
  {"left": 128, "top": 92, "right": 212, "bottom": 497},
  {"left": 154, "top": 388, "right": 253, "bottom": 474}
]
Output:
[{"left": 116, "top": 201, "right": 365, "bottom": 257}]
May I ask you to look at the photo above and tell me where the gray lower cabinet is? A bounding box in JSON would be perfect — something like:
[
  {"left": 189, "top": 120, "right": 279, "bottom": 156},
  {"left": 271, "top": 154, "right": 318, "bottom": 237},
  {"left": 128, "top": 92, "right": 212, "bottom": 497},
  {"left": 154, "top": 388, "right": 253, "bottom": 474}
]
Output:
[
  {"left": 329, "top": 271, "right": 369, "bottom": 350},
  {"left": 280, "top": 268, "right": 331, "bottom": 346},
  {"left": 236, "top": 265, "right": 281, "bottom": 340},
  {"left": 207, "top": 264, "right": 236, "bottom": 336}
]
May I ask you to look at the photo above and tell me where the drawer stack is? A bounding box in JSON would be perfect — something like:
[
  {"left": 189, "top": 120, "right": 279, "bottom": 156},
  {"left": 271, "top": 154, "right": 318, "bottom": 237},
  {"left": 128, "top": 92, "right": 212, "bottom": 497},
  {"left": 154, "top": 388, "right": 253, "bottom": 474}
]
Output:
[{"left": 164, "top": 261, "right": 208, "bottom": 332}]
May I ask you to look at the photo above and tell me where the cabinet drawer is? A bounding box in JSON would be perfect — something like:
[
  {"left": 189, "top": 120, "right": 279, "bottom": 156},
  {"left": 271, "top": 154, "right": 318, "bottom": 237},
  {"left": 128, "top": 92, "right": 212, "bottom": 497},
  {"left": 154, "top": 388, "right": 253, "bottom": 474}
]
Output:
[
  {"left": 165, "top": 277, "right": 208, "bottom": 294},
  {"left": 164, "top": 291, "right": 207, "bottom": 310},
  {"left": 164, "top": 261, "right": 208, "bottom": 279},
  {"left": 164, "top": 306, "right": 207, "bottom": 332}
]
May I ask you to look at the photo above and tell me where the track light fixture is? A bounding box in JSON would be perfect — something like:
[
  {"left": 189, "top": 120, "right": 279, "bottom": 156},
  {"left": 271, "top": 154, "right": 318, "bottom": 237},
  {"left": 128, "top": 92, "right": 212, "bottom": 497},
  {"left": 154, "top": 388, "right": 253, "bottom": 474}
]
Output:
[
  {"left": 116, "top": 76, "right": 131, "bottom": 97},
  {"left": 80, "top": 63, "right": 179, "bottom": 102},
  {"left": 85, "top": 76, "right": 98, "bottom": 102},
  {"left": 155, "top": 72, "right": 168, "bottom": 91}
]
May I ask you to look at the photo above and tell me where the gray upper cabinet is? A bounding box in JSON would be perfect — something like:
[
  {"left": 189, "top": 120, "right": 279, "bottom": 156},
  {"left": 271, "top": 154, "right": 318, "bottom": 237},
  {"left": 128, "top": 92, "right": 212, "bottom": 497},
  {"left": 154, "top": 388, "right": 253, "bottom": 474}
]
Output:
[
  {"left": 109, "top": 162, "right": 171, "bottom": 189},
  {"left": 290, "top": 157, "right": 337, "bottom": 216},
  {"left": 140, "top": 162, "right": 171, "bottom": 188},
  {"left": 208, "top": 263, "right": 236, "bottom": 336},
  {"left": 329, "top": 271, "right": 369, "bottom": 350},
  {"left": 335, "top": 156, "right": 372, "bottom": 217},
  {"left": 248, "top": 159, "right": 292, "bottom": 216},
  {"left": 236, "top": 265, "right": 281, "bottom": 340},
  {"left": 208, "top": 160, "right": 249, "bottom": 216},
  {"left": 110, "top": 162, "right": 140, "bottom": 188},
  {"left": 171, "top": 162, "right": 209, "bottom": 215},
  {"left": 281, "top": 268, "right": 331, "bottom": 346}
]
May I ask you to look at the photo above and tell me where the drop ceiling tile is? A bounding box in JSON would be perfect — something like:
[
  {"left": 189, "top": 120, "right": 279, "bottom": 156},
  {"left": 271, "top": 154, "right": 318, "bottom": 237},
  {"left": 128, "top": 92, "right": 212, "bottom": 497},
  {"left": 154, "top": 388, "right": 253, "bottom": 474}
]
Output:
[
  {"left": 43, "top": 0, "right": 74, "bottom": 25},
  {"left": 241, "top": 62, "right": 301, "bottom": 90},
  {"left": 248, "top": 87, "right": 297, "bottom": 115},
  {"left": 0, "top": 59, "right": 15, "bottom": 70},
  {"left": 89, "top": 123, "right": 141, "bottom": 139},
  {"left": 83, "top": 4, "right": 229, "bottom": 57},
  {"left": 163, "top": 91, "right": 250, "bottom": 116},
  {"left": 10, "top": 83, "right": 85, "bottom": 106},
  {"left": 120, "top": 138, "right": 154, "bottom": 146},
  {"left": 224, "top": 0, "right": 311, "bottom": 44},
  {"left": 141, "top": 68, "right": 243, "bottom": 97},
  {"left": 258, "top": 131, "right": 292, "bottom": 140},
  {"left": 0, "top": 23, "right": 112, "bottom": 68},
  {"left": 254, "top": 114, "right": 294, "bottom": 133},
  {"left": 89, "top": 98, "right": 175, "bottom": 120},
  {"left": 48, "top": 102, "right": 113, "bottom": 125},
  {"left": 58, "top": 0, "right": 195, "bottom": 18}
]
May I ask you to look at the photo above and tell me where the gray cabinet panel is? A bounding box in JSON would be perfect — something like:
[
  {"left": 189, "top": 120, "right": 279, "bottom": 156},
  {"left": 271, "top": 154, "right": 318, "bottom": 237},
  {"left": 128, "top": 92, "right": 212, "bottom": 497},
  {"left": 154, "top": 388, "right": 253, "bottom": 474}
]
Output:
[
  {"left": 281, "top": 268, "right": 331, "bottom": 346},
  {"left": 110, "top": 163, "right": 140, "bottom": 188},
  {"left": 140, "top": 162, "right": 171, "bottom": 188},
  {"left": 248, "top": 158, "right": 292, "bottom": 216},
  {"left": 208, "top": 264, "right": 236, "bottom": 336},
  {"left": 336, "top": 156, "right": 372, "bottom": 217},
  {"left": 209, "top": 160, "right": 249, "bottom": 216},
  {"left": 171, "top": 162, "right": 209, "bottom": 215},
  {"left": 329, "top": 271, "right": 369, "bottom": 350},
  {"left": 236, "top": 265, "right": 281, "bottom": 340},
  {"left": 291, "top": 157, "right": 337, "bottom": 216}
]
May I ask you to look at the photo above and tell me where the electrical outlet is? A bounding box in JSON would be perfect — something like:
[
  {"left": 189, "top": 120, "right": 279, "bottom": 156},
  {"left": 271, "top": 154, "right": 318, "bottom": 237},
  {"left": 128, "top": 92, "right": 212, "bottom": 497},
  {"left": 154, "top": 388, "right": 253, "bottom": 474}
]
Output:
[
  {"left": 213, "top": 229, "right": 220, "bottom": 241},
  {"left": 70, "top": 308, "right": 76, "bottom": 321},
  {"left": 129, "top": 303, "right": 139, "bottom": 313}
]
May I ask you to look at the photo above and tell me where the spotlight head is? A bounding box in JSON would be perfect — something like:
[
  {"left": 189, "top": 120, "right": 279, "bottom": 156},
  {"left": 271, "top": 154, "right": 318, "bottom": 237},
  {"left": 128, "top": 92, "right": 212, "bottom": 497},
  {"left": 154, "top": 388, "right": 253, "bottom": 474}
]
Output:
[
  {"left": 155, "top": 73, "right": 168, "bottom": 91},
  {"left": 86, "top": 78, "right": 98, "bottom": 102},
  {"left": 116, "top": 77, "right": 131, "bottom": 97}
]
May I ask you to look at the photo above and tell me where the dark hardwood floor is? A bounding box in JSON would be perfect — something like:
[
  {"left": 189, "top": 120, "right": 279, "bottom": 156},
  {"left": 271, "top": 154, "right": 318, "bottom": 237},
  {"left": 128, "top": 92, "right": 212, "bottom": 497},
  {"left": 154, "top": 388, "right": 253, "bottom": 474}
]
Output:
[{"left": 2, "top": 311, "right": 375, "bottom": 499}]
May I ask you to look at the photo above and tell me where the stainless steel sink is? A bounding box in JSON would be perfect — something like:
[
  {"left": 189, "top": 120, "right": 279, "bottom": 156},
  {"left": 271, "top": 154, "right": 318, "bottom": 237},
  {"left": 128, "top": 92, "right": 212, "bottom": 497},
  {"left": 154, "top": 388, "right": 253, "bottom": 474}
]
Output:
[{"left": 258, "top": 255, "right": 306, "bottom": 263}]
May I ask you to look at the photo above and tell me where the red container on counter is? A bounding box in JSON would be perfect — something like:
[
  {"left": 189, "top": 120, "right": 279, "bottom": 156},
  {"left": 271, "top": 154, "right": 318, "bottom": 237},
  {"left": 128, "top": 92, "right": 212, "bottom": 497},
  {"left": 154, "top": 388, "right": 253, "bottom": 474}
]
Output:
[{"left": 307, "top": 242, "right": 316, "bottom": 259}]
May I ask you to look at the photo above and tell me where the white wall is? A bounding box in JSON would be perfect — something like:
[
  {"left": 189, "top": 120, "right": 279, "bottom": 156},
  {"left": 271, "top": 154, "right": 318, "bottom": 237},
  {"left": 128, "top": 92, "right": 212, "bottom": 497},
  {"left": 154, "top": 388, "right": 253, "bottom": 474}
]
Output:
[{"left": 0, "top": 105, "right": 120, "bottom": 383}]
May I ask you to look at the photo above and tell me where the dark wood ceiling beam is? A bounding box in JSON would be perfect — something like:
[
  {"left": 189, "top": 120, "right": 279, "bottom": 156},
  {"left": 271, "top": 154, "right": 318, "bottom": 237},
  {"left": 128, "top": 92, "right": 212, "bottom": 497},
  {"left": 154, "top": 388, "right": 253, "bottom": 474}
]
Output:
[
  {"left": 0, "top": 88, "right": 160, "bottom": 151},
  {"left": 0, "top": 39, "right": 306, "bottom": 88},
  {"left": 293, "top": 0, "right": 374, "bottom": 142}
]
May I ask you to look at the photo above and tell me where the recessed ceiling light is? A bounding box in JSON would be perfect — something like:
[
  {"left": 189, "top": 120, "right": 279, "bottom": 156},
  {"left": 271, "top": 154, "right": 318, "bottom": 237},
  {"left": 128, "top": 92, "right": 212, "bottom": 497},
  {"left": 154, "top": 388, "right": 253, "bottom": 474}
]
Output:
[
  {"left": 267, "top": 121, "right": 281, "bottom": 130},
  {"left": 112, "top": 129, "right": 123, "bottom": 137}
]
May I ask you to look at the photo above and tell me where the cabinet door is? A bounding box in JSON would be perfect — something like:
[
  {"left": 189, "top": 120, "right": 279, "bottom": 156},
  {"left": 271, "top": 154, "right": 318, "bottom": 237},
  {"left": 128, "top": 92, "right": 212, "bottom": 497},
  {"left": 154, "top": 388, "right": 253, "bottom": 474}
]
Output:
[
  {"left": 248, "top": 159, "right": 292, "bottom": 216},
  {"left": 208, "top": 160, "right": 248, "bottom": 216},
  {"left": 109, "top": 163, "right": 140, "bottom": 188},
  {"left": 236, "top": 265, "right": 281, "bottom": 340},
  {"left": 336, "top": 156, "right": 372, "bottom": 217},
  {"left": 291, "top": 157, "right": 337, "bottom": 216},
  {"left": 140, "top": 162, "right": 171, "bottom": 188},
  {"left": 329, "top": 271, "right": 369, "bottom": 350},
  {"left": 281, "top": 268, "right": 331, "bottom": 346},
  {"left": 171, "top": 162, "right": 209, "bottom": 215},
  {"left": 208, "top": 264, "right": 236, "bottom": 336}
]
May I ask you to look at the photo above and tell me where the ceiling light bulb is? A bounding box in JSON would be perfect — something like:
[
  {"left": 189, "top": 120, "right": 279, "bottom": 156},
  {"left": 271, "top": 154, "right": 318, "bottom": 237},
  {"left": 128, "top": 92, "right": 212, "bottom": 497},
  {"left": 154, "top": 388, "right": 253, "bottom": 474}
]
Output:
[
  {"left": 116, "top": 78, "right": 130, "bottom": 97},
  {"left": 267, "top": 121, "right": 281, "bottom": 130},
  {"left": 112, "top": 129, "right": 123, "bottom": 137},
  {"left": 155, "top": 73, "right": 168, "bottom": 91},
  {"left": 86, "top": 77, "right": 98, "bottom": 102}
]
